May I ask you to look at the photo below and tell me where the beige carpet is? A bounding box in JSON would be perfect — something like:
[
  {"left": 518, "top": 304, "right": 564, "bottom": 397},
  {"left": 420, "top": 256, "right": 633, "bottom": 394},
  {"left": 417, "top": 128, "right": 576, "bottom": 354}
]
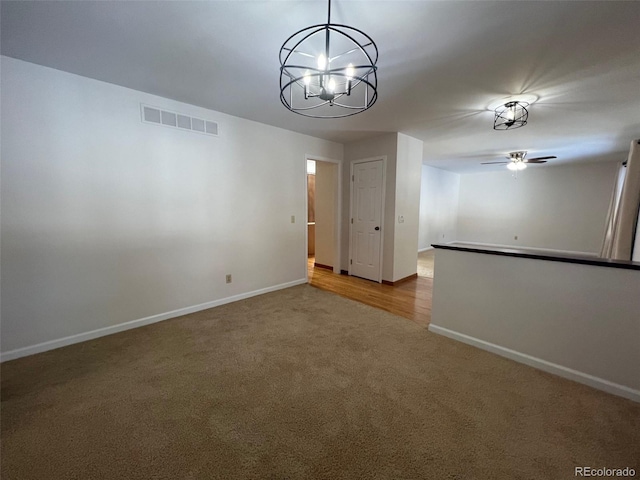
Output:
[
  {"left": 2, "top": 285, "right": 638, "bottom": 479},
  {"left": 417, "top": 249, "right": 435, "bottom": 278}
]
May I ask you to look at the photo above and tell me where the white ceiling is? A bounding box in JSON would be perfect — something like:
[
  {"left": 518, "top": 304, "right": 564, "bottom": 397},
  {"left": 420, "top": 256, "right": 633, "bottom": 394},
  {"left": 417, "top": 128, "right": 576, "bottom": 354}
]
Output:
[{"left": 2, "top": 0, "right": 639, "bottom": 172}]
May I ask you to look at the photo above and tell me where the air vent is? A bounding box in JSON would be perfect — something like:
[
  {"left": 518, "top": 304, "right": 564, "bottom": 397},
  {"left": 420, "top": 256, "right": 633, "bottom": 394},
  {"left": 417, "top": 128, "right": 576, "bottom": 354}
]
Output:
[
  {"left": 161, "top": 111, "right": 177, "bottom": 127},
  {"left": 143, "top": 106, "right": 161, "bottom": 124},
  {"left": 177, "top": 114, "right": 191, "bottom": 129},
  {"left": 206, "top": 121, "right": 218, "bottom": 135},
  {"left": 191, "top": 118, "right": 205, "bottom": 133},
  {"left": 140, "top": 104, "right": 218, "bottom": 137}
]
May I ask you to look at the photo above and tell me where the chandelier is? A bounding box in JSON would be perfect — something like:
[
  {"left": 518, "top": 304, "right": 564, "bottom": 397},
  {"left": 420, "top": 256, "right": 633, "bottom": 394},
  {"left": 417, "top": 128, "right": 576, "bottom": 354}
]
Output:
[
  {"left": 494, "top": 101, "right": 528, "bottom": 130},
  {"left": 279, "top": 0, "right": 378, "bottom": 118}
]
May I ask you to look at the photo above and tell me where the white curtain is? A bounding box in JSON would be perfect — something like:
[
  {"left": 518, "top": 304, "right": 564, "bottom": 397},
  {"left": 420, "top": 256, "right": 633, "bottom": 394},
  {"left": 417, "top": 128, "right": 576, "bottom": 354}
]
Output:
[
  {"left": 600, "top": 162, "right": 627, "bottom": 257},
  {"left": 608, "top": 139, "right": 640, "bottom": 261},
  {"left": 633, "top": 205, "right": 640, "bottom": 262}
]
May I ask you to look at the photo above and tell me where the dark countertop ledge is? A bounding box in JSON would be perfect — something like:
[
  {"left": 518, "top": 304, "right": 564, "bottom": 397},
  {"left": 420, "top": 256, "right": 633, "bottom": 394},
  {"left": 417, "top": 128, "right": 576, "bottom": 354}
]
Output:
[{"left": 432, "top": 243, "right": 640, "bottom": 271}]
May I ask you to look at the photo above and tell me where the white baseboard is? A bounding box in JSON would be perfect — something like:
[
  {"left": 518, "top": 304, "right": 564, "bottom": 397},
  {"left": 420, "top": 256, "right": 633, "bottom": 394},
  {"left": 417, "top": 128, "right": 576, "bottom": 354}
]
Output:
[
  {"left": 418, "top": 246, "right": 434, "bottom": 253},
  {"left": 0, "top": 279, "right": 307, "bottom": 362},
  {"left": 428, "top": 324, "right": 640, "bottom": 403}
]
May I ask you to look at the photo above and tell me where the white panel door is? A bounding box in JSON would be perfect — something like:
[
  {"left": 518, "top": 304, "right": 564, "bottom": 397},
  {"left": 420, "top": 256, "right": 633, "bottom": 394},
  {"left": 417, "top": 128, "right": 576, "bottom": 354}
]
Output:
[{"left": 351, "top": 159, "right": 384, "bottom": 282}]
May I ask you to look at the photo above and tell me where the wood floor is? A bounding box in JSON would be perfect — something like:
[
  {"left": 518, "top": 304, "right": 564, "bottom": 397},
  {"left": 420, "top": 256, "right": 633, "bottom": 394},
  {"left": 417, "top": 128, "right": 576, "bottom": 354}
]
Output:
[{"left": 307, "top": 252, "right": 434, "bottom": 327}]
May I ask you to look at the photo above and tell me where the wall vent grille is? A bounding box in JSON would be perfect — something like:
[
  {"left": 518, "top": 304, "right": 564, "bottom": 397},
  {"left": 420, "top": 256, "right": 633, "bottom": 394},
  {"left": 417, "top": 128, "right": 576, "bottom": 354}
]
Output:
[{"left": 141, "top": 104, "right": 218, "bottom": 137}]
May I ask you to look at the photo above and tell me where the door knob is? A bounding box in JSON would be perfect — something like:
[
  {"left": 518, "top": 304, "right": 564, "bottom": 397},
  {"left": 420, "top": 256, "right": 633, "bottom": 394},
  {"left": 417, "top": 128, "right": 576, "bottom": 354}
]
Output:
[{"left": 375, "top": 226, "right": 380, "bottom": 231}]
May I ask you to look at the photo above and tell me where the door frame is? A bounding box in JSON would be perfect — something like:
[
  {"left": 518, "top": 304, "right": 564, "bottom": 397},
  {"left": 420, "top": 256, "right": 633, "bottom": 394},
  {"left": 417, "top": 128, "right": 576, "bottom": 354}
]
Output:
[
  {"left": 349, "top": 156, "right": 387, "bottom": 283},
  {"left": 304, "top": 154, "right": 342, "bottom": 281}
]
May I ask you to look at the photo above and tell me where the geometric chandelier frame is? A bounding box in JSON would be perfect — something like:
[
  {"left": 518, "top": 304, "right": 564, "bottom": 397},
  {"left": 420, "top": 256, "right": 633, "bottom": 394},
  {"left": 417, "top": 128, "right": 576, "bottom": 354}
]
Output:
[
  {"left": 493, "top": 100, "right": 529, "bottom": 130},
  {"left": 279, "top": 0, "right": 378, "bottom": 118}
]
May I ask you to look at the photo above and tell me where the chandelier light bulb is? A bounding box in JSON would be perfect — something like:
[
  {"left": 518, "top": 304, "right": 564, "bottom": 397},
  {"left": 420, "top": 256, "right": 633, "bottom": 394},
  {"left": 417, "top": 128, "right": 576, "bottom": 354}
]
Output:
[
  {"left": 346, "top": 63, "right": 354, "bottom": 80},
  {"left": 303, "top": 70, "right": 311, "bottom": 85},
  {"left": 317, "top": 54, "right": 327, "bottom": 70},
  {"left": 328, "top": 77, "right": 336, "bottom": 92}
]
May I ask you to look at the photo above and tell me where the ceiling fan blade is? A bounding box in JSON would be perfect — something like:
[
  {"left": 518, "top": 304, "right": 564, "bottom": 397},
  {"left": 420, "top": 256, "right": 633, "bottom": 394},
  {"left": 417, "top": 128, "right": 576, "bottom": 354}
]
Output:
[
  {"left": 526, "top": 156, "right": 556, "bottom": 162},
  {"left": 481, "top": 161, "right": 509, "bottom": 165},
  {"left": 526, "top": 160, "right": 547, "bottom": 164}
]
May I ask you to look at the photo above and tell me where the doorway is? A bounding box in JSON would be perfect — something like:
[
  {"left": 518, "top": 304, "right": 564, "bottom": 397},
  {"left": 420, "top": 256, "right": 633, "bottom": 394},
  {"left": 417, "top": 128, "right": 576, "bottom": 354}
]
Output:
[
  {"left": 306, "top": 156, "right": 341, "bottom": 282},
  {"left": 417, "top": 250, "right": 435, "bottom": 278},
  {"left": 349, "top": 158, "right": 385, "bottom": 283}
]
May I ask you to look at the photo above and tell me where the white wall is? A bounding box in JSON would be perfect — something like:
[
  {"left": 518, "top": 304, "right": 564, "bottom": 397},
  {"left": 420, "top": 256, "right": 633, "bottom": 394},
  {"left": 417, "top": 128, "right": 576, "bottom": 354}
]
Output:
[
  {"left": 457, "top": 162, "right": 618, "bottom": 254},
  {"left": 418, "top": 165, "right": 460, "bottom": 250},
  {"left": 343, "top": 133, "right": 423, "bottom": 282},
  {"left": 0, "top": 57, "right": 343, "bottom": 356},
  {"left": 314, "top": 161, "right": 336, "bottom": 268},
  {"left": 393, "top": 133, "right": 423, "bottom": 281},
  {"left": 343, "top": 133, "right": 397, "bottom": 280},
  {"left": 430, "top": 248, "right": 640, "bottom": 401}
]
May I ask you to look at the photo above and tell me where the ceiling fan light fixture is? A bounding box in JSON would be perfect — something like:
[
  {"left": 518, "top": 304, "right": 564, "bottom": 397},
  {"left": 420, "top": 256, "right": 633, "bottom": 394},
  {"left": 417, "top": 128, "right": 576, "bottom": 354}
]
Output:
[
  {"left": 507, "top": 151, "right": 528, "bottom": 171},
  {"left": 494, "top": 101, "right": 529, "bottom": 130},
  {"left": 481, "top": 150, "right": 556, "bottom": 169},
  {"left": 279, "top": 0, "right": 378, "bottom": 118}
]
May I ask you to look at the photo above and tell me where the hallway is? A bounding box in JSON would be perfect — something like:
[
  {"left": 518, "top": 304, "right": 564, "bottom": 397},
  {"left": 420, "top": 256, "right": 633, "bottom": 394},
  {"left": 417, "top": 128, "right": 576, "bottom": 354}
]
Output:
[{"left": 307, "top": 251, "right": 435, "bottom": 327}]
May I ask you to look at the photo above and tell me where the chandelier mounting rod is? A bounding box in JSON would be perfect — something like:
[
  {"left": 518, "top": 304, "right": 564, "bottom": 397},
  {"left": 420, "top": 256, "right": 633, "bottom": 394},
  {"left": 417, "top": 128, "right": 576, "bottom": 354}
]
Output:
[{"left": 325, "top": 0, "right": 331, "bottom": 61}]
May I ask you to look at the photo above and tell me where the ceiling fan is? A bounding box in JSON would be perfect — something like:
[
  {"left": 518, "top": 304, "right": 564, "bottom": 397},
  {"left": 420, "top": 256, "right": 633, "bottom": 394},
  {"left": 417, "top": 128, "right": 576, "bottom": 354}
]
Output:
[{"left": 481, "top": 151, "right": 556, "bottom": 171}]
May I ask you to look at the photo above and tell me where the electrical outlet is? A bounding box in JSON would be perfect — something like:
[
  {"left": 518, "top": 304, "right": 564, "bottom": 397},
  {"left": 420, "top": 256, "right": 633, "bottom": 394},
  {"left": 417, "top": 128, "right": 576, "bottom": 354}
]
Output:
[
  {"left": 398, "top": 215, "right": 404, "bottom": 224},
  {"left": 225, "top": 274, "right": 232, "bottom": 284},
  {"left": 291, "top": 215, "right": 295, "bottom": 224},
  {"left": 514, "top": 235, "right": 518, "bottom": 240}
]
